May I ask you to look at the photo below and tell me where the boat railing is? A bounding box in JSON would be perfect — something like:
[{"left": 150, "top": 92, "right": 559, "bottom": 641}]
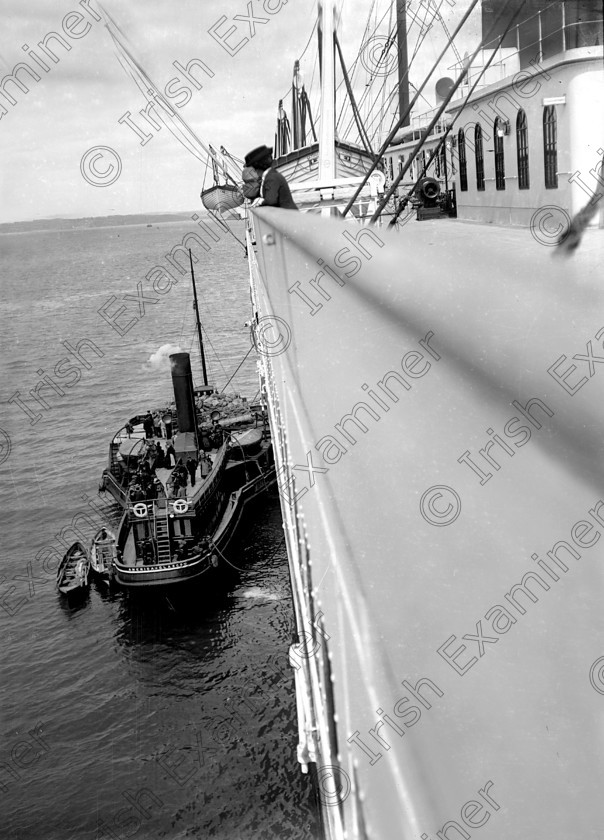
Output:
[
  {"left": 288, "top": 177, "right": 376, "bottom": 208},
  {"left": 102, "top": 469, "right": 129, "bottom": 504},
  {"left": 106, "top": 412, "right": 183, "bottom": 498},
  {"left": 410, "top": 110, "right": 450, "bottom": 134},
  {"left": 108, "top": 420, "right": 146, "bottom": 472},
  {"left": 109, "top": 413, "right": 181, "bottom": 454},
  {"left": 188, "top": 441, "right": 229, "bottom": 506},
  {"left": 108, "top": 442, "right": 121, "bottom": 477},
  {"left": 126, "top": 445, "right": 227, "bottom": 523},
  {"left": 447, "top": 10, "right": 603, "bottom": 95},
  {"left": 114, "top": 554, "right": 208, "bottom": 574}
]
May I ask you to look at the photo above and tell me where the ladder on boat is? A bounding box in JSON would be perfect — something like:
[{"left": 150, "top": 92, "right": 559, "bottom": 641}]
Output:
[
  {"left": 109, "top": 444, "right": 120, "bottom": 477},
  {"left": 154, "top": 502, "right": 172, "bottom": 564}
]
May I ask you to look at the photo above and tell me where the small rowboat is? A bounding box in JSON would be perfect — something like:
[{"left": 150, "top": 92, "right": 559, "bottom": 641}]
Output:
[
  {"left": 57, "top": 542, "right": 90, "bottom": 595},
  {"left": 90, "top": 527, "right": 117, "bottom": 578},
  {"left": 200, "top": 184, "right": 244, "bottom": 213}
]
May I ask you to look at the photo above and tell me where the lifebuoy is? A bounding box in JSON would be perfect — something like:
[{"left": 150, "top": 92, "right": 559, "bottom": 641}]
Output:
[
  {"left": 133, "top": 503, "right": 148, "bottom": 518},
  {"left": 173, "top": 499, "right": 188, "bottom": 514}
]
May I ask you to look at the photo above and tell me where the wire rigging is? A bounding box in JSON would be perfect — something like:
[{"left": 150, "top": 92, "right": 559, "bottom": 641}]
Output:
[
  {"left": 370, "top": 0, "right": 529, "bottom": 223},
  {"left": 220, "top": 346, "right": 256, "bottom": 393},
  {"left": 336, "top": 3, "right": 397, "bottom": 137},
  {"left": 342, "top": 0, "right": 482, "bottom": 216}
]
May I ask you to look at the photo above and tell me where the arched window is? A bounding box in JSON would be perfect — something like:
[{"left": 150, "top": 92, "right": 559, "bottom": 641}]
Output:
[
  {"left": 543, "top": 106, "right": 558, "bottom": 189},
  {"left": 516, "top": 109, "right": 530, "bottom": 190},
  {"left": 458, "top": 129, "right": 468, "bottom": 191},
  {"left": 439, "top": 144, "right": 447, "bottom": 181},
  {"left": 494, "top": 117, "right": 506, "bottom": 190},
  {"left": 475, "top": 124, "right": 485, "bottom": 191}
]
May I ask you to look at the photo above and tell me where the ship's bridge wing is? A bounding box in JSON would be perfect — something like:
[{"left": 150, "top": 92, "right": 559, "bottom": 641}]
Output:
[{"left": 249, "top": 207, "right": 604, "bottom": 840}]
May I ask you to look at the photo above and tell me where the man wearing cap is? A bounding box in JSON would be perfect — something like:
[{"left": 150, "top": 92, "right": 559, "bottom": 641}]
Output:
[{"left": 244, "top": 145, "right": 298, "bottom": 210}]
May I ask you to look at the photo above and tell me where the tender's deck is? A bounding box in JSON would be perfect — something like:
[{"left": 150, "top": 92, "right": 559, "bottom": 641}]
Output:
[{"left": 114, "top": 425, "right": 216, "bottom": 500}]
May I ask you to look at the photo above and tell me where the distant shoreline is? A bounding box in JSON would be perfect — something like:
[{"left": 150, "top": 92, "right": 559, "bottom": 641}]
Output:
[{"left": 0, "top": 211, "right": 245, "bottom": 235}]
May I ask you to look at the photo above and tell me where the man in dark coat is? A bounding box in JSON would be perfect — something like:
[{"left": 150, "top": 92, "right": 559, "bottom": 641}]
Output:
[
  {"left": 186, "top": 457, "right": 197, "bottom": 487},
  {"left": 166, "top": 443, "right": 176, "bottom": 467},
  {"left": 245, "top": 145, "right": 298, "bottom": 210},
  {"left": 143, "top": 411, "right": 154, "bottom": 438}
]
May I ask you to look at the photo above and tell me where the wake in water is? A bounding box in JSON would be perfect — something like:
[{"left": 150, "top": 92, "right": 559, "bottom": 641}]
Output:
[{"left": 240, "top": 587, "right": 283, "bottom": 601}]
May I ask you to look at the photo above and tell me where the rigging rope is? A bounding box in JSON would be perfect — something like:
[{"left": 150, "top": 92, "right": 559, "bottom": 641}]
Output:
[
  {"left": 389, "top": 9, "right": 578, "bottom": 227},
  {"left": 371, "top": 0, "right": 529, "bottom": 223},
  {"left": 199, "top": 319, "right": 229, "bottom": 385},
  {"left": 336, "top": 3, "right": 395, "bottom": 137},
  {"left": 341, "top": 0, "right": 482, "bottom": 216},
  {"left": 334, "top": 33, "right": 375, "bottom": 158},
  {"left": 343, "top": 0, "right": 438, "bottom": 148},
  {"left": 98, "top": 2, "right": 241, "bottom": 188},
  {"left": 340, "top": 0, "right": 435, "bottom": 148},
  {"left": 298, "top": 9, "right": 319, "bottom": 63},
  {"left": 209, "top": 211, "right": 246, "bottom": 253},
  {"left": 220, "top": 345, "right": 256, "bottom": 394}
]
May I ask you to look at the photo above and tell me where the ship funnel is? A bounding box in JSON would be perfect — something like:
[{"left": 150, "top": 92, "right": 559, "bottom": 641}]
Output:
[{"left": 169, "top": 352, "right": 197, "bottom": 434}]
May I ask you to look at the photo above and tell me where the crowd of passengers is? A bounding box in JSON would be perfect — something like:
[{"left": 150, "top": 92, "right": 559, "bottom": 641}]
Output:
[
  {"left": 134, "top": 411, "right": 226, "bottom": 449},
  {"left": 127, "top": 451, "right": 214, "bottom": 503},
  {"left": 124, "top": 415, "right": 225, "bottom": 504}
]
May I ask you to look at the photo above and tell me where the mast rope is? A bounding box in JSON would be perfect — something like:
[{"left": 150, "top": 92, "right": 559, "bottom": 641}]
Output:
[
  {"left": 209, "top": 211, "right": 247, "bottom": 253},
  {"left": 341, "top": 0, "right": 449, "bottom": 151},
  {"left": 198, "top": 317, "right": 229, "bottom": 385},
  {"left": 371, "top": 0, "right": 530, "bottom": 223},
  {"left": 334, "top": 33, "right": 375, "bottom": 158},
  {"left": 339, "top": 2, "right": 433, "bottom": 149},
  {"left": 341, "top": 0, "right": 482, "bottom": 217},
  {"left": 220, "top": 345, "right": 256, "bottom": 394},
  {"left": 336, "top": 5, "right": 395, "bottom": 137},
  {"left": 389, "top": 3, "right": 556, "bottom": 227}
]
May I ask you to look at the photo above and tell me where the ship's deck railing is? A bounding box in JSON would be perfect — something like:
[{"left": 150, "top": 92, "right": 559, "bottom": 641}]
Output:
[
  {"left": 447, "top": 11, "right": 603, "bottom": 93},
  {"left": 409, "top": 112, "right": 450, "bottom": 134},
  {"left": 245, "top": 218, "right": 354, "bottom": 840},
  {"left": 101, "top": 469, "right": 128, "bottom": 504}
]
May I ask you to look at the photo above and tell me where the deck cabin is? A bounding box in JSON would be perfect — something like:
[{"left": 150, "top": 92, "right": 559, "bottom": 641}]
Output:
[{"left": 385, "top": 1, "right": 604, "bottom": 227}]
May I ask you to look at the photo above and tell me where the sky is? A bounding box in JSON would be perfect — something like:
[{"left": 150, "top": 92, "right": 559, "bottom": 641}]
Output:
[{"left": 0, "top": 0, "right": 481, "bottom": 222}]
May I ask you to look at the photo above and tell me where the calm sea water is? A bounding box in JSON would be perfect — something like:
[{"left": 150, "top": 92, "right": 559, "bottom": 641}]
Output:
[{"left": 0, "top": 221, "right": 318, "bottom": 839}]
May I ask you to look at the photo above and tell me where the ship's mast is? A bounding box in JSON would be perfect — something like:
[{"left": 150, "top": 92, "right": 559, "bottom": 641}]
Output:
[
  {"left": 318, "top": 0, "right": 336, "bottom": 181},
  {"left": 189, "top": 249, "right": 209, "bottom": 387},
  {"left": 396, "top": 0, "right": 411, "bottom": 127}
]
